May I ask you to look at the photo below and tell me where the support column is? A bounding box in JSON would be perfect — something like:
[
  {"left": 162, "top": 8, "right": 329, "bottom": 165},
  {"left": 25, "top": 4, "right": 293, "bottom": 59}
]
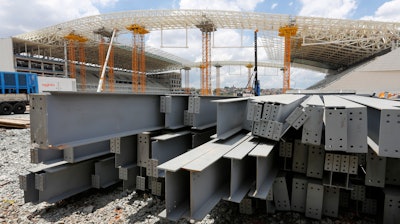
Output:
[
  {"left": 183, "top": 67, "right": 191, "bottom": 94},
  {"left": 215, "top": 64, "right": 222, "bottom": 96}
]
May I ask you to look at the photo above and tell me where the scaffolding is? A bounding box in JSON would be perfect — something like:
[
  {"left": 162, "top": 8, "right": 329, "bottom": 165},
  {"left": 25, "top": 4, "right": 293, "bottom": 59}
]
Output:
[
  {"left": 127, "top": 24, "right": 149, "bottom": 93},
  {"left": 278, "top": 25, "right": 298, "bottom": 93},
  {"left": 197, "top": 20, "right": 216, "bottom": 96}
]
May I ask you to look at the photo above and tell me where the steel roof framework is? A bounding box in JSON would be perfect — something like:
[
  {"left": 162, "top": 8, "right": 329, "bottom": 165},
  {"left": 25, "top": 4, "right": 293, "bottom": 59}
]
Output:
[{"left": 14, "top": 9, "right": 400, "bottom": 72}]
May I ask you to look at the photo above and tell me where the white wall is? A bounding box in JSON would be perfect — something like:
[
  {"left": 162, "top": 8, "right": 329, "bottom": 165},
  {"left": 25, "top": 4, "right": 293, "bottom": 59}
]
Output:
[
  {"left": 37, "top": 76, "right": 77, "bottom": 92},
  {"left": 0, "top": 38, "right": 15, "bottom": 72}
]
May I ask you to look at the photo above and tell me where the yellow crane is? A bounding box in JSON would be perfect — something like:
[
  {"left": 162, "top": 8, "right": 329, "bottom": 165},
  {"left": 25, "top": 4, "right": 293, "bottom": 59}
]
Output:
[{"left": 278, "top": 25, "right": 298, "bottom": 93}]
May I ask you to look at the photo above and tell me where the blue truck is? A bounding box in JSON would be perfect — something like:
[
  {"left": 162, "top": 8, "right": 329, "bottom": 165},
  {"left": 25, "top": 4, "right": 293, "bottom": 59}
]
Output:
[{"left": 0, "top": 71, "right": 38, "bottom": 115}]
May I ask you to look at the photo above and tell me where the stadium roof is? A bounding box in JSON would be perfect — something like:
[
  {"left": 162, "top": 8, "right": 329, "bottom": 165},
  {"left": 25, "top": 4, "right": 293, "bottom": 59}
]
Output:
[{"left": 14, "top": 9, "right": 400, "bottom": 72}]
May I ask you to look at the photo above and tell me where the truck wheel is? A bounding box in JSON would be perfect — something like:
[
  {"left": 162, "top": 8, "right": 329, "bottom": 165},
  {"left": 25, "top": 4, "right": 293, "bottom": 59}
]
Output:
[
  {"left": 13, "top": 102, "right": 26, "bottom": 114},
  {"left": 0, "top": 103, "right": 13, "bottom": 115}
]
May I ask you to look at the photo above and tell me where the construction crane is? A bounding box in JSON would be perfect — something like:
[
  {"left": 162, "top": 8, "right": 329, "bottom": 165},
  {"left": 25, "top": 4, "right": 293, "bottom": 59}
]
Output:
[
  {"left": 127, "top": 24, "right": 149, "bottom": 93},
  {"left": 246, "top": 63, "right": 253, "bottom": 92},
  {"left": 278, "top": 24, "right": 298, "bottom": 93},
  {"left": 254, "top": 29, "right": 260, "bottom": 96},
  {"left": 196, "top": 20, "right": 216, "bottom": 96}
]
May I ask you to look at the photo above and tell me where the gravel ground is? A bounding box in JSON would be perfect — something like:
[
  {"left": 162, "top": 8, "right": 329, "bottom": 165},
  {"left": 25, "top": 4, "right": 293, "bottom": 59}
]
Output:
[{"left": 0, "top": 113, "right": 378, "bottom": 224}]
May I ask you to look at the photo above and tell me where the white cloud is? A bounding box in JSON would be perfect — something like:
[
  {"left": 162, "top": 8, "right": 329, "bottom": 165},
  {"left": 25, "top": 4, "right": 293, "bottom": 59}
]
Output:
[
  {"left": 0, "top": 0, "right": 117, "bottom": 37},
  {"left": 289, "top": 2, "right": 293, "bottom": 7},
  {"left": 179, "top": 0, "right": 264, "bottom": 11},
  {"left": 298, "top": 0, "right": 357, "bottom": 18},
  {"left": 271, "top": 3, "right": 278, "bottom": 10},
  {"left": 361, "top": 0, "right": 400, "bottom": 22}
]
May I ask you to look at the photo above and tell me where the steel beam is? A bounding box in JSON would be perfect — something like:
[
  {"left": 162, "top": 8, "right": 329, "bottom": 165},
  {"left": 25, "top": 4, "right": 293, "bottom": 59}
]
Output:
[
  {"left": 323, "top": 96, "right": 367, "bottom": 153},
  {"left": 306, "top": 144, "right": 325, "bottom": 179},
  {"left": 64, "top": 140, "right": 110, "bottom": 163},
  {"left": 273, "top": 173, "right": 291, "bottom": 211},
  {"left": 158, "top": 138, "right": 218, "bottom": 172},
  {"left": 384, "top": 187, "right": 400, "bottom": 224},
  {"left": 291, "top": 175, "right": 307, "bottom": 213},
  {"left": 214, "top": 97, "right": 252, "bottom": 140},
  {"left": 111, "top": 135, "right": 137, "bottom": 168},
  {"left": 188, "top": 96, "right": 232, "bottom": 130},
  {"left": 322, "top": 186, "right": 339, "bottom": 218},
  {"left": 386, "top": 158, "right": 400, "bottom": 186},
  {"left": 365, "top": 147, "right": 386, "bottom": 187},
  {"left": 160, "top": 95, "right": 188, "bottom": 129},
  {"left": 119, "top": 164, "right": 138, "bottom": 191},
  {"left": 150, "top": 131, "right": 192, "bottom": 177},
  {"left": 182, "top": 133, "right": 249, "bottom": 172},
  {"left": 248, "top": 141, "right": 278, "bottom": 199},
  {"left": 224, "top": 137, "right": 258, "bottom": 203},
  {"left": 301, "top": 95, "right": 324, "bottom": 145},
  {"left": 341, "top": 95, "right": 400, "bottom": 158},
  {"left": 190, "top": 159, "right": 230, "bottom": 220},
  {"left": 305, "top": 180, "right": 324, "bottom": 220},
  {"left": 92, "top": 156, "right": 119, "bottom": 189},
  {"left": 160, "top": 170, "right": 190, "bottom": 221},
  {"left": 30, "top": 148, "right": 63, "bottom": 164},
  {"left": 34, "top": 158, "right": 96, "bottom": 203},
  {"left": 192, "top": 128, "right": 216, "bottom": 148},
  {"left": 30, "top": 92, "right": 164, "bottom": 149},
  {"left": 292, "top": 140, "right": 308, "bottom": 174}
]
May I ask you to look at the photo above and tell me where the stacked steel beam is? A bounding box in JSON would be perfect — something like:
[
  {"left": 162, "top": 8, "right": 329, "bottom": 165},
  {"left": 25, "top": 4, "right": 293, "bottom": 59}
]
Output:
[{"left": 19, "top": 92, "right": 400, "bottom": 224}]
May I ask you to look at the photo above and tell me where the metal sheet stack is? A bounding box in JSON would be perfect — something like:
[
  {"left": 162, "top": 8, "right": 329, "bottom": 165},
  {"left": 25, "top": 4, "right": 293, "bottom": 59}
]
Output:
[{"left": 19, "top": 92, "right": 400, "bottom": 224}]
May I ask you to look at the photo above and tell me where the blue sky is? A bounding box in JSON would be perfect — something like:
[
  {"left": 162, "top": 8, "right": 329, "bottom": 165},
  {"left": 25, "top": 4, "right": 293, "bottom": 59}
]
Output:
[{"left": 0, "top": 0, "right": 399, "bottom": 89}]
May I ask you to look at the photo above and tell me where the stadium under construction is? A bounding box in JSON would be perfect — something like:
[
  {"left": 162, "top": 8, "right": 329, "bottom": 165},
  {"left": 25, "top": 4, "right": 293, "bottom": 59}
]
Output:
[{"left": 1, "top": 9, "right": 400, "bottom": 223}]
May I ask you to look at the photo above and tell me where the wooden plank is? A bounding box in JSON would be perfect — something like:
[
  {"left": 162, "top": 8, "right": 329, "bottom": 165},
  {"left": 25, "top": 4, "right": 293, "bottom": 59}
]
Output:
[{"left": 0, "top": 118, "right": 30, "bottom": 128}]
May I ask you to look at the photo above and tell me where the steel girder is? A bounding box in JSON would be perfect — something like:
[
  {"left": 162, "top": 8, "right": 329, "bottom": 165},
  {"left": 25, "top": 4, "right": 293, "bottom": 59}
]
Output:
[
  {"left": 341, "top": 95, "right": 400, "bottom": 158},
  {"left": 30, "top": 92, "right": 165, "bottom": 149}
]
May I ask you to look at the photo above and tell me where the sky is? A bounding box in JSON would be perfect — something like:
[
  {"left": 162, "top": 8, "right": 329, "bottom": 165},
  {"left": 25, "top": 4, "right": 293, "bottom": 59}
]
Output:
[{"left": 0, "top": 0, "right": 399, "bottom": 89}]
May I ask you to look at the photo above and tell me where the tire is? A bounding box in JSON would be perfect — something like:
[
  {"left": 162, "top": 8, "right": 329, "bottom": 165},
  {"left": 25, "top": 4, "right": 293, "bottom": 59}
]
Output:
[
  {"left": 0, "top": 103, "right": 13, "bottom": 115},
  {"left": 13, "top": 102, "right": 26, "bottom": 114}
]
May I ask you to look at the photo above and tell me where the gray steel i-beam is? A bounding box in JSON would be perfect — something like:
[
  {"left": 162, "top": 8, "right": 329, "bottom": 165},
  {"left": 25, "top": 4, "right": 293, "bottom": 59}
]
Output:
[
  {"left": 323, "top": 96, "right": 367, "bottom": 153},
  {"left": 322, "top": 186, "right": 339, "bottom": 218},
  {"left": 159, "top": 170, "right": 190, "bottom": 221},
  {"left": 248, "top": 141, "right": 278, "bottom": 199},
  {"left": 340, "top": 95, "right": 400, "bottom": 158},
  {"left": 213, "top": 97, "right": 252, "bottom": 140},
  {"left": 188, "top": 96, "right": 233, "bottom": 130},
  {"left": 365, "top": 147, "right": 386, "bottom": 187},
  {"left": 34, "top": 158, "right": 97, "bottom": 203},
  {"left": 292, "top": 140, "right": 308, "bottom": 174},
  {"left": 305, "top": 180, "right": 324, "bottom": 220},
  {"left": 150, "top": 131, "right": 192, "bottom": 178},
  {"left": 291, "top": 175, "right": 307, "bottom": 213},
  {"left": 192, "top": 128, "right": 216, "bottom": 148},
  {"left": 30, "top": 92, "right": 164, "bottom": 149},
  {"left": 384, "top": 187, "right": 400, "bottom": 224},
  {"left": 223, "top": 137, "right": 258, "bottom": 203},
  {"left": 301, "top": 95, "right": 324, "bottom": 145},
  {"left": 30, "top": 148, "right": 63, "bottom": 164},
  {"left": 31, "top": 140, "right": 111, "bottom": 164},
  {"left": 273, "top": 172, "right": 291, "bottom": 211},
  {"left": 306, "top": 145, "right": 325, "bottom": 179},
  {"left": 110, "top": 135, "right": 137, "bottom": 168},
  {"left": 64, "top": 140, "right": 111, "bottom": 163},
  {"left": 160, "top": 95, "right": 189, "bottom": 129},
  {"left": 92, "top": 156, "right": 119, "bottom": 189},
  {"left": 386, "top": 158, "right": 400, "bottom": 186}
]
